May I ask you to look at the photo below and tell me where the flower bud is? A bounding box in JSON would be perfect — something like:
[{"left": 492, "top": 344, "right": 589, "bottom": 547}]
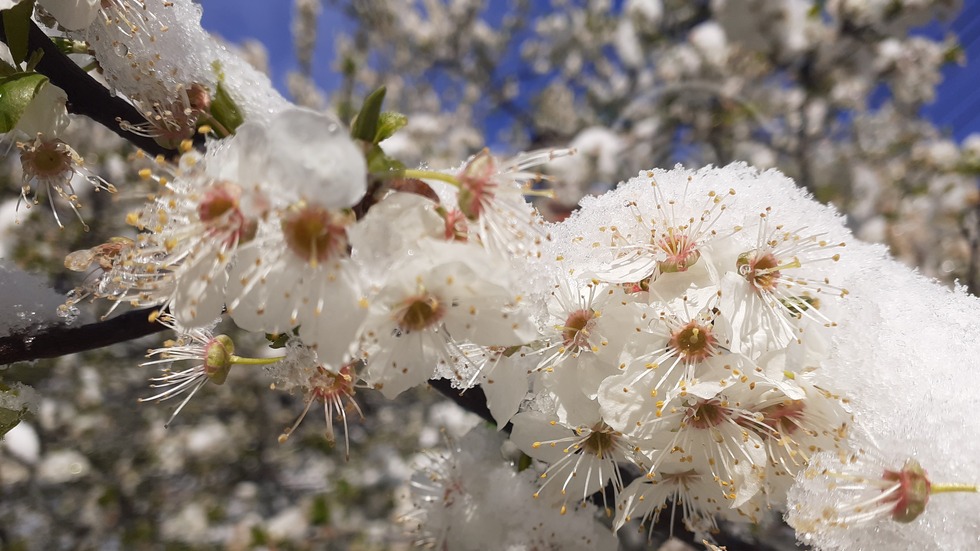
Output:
[{"left": 203, "top": 335, "right": 235, "bottom": 385}]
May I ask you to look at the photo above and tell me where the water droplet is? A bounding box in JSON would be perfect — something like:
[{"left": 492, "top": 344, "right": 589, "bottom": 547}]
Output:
[
  {"left": 112, "top": 41, "right": 129, "bottom": 57},
  {"left": 57, "top": 304, "right": 80, "bottom": 324}
]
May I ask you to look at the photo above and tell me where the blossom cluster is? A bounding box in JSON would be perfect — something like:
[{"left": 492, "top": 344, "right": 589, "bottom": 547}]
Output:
[
  {"left": 2, "top": 1, "right": 979, "bottom": 550},
  {"left": 503, "top": 164, "right": 856, "bottom": 536}
]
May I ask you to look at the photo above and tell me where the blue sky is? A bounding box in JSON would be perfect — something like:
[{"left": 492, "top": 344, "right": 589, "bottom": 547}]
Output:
[{"left": 199, "top": 0, "right": 980, "bottom": 142}]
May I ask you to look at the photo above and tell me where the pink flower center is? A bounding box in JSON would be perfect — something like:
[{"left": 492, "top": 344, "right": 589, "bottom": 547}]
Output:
[
  {"left": 737, "top": 250, "right": 782, "bottom": 292},
  {"left": 581, "top": 424, "right": 618, "bottom": 459},
  {"left": 760, "top": 400, "right": 806, "bottom": 435},
  {"left": 197, "top": 182, "right": 257, "bottom": 246},
  {"left": 397, "top": 294, "right": 445, "bottom": 333},
  {"left": 562, "top": 309, "right": 596, "bottom": 351},
  {"left": 685, "top": 399, "right": 729, "bottom": 429},
  {"left": 21, "top": 139, "right": 72, "bottom": 179},
  {"left": 309, "top": 365, "right": 356, "bottom": 402},
  {"left": 657, "top": 230, "right": 701, "bottom": 273},
  {"left": 282, "top": 205, "right": 350, "bottom": 265},
  {"left": 669, "top": 319, "right": 716, "bottom": 362}
]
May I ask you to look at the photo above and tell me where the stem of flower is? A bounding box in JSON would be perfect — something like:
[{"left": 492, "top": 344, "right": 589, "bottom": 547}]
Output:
[
  {"left": 229, "top": 355, "right": 284, "bottom": 366},
  {"left": 398, "top": 169, "right": 461, "bottom": 187},
  {"left": 931, "top": 483, "right": 978, "bottom": 494},
  {"left": 521, "top": 186, "right": 556, "bottom": 199}
]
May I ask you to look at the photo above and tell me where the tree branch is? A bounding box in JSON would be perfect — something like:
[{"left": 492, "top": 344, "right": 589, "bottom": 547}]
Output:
[
  {"left": 0, "top": 307, "right": 165, "bottom": 365},
  {"left": 0, "top": 20, "right": 179, "bottom": 159}
]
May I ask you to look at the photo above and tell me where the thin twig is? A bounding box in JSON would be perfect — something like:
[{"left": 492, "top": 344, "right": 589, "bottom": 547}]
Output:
[{"left": 0, "top": 307, "right": 165, "bottom": 365}]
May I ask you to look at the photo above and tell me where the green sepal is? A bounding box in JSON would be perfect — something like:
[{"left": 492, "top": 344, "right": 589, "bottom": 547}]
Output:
[
  {"left": 211, "top": 81, "right": 244, "bottom": 134},
  {"left": 516, "top": 452, "right": 533, "bottom": 472},
  {"left": 0, "top": 71, "right": 48, "bottom": 132},
  {"left": 265, "top": 327, "right": 300, "bottom": 349},
  {"left": 49, "top": 36, "right": 90, "bottom": 56},
  {"left": 2, "top": 0, "right": 35, "bottom": 66},
  {"left": 374, "top": 111, "right": 407, "bottom": 143},
  {"left": 350, "top": 86, "right": 386, "bottom": 143}
]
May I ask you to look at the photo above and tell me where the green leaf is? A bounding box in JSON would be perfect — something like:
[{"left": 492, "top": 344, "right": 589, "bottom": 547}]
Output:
[
  {"left": 210, "top": 81, "right": 244, "bottom": 134},
  {"left": 374, "top": 111, "right": 407, "bottom": 143},
  {"left": 0, "top": 382, "right": 31, "bottom": 439},
  {"left": 350, "top": 86, "right": 386, "bottom": 143},
  {"left": 0, "top": 58, "right": 17, "bottom": 78},
  {"left": 365, "top": 143, "right": 405, "bottom": 174},
  {"left": 2, "top": 0, "right": 36, "bottom": 66},
  {"left": 0, "top": 71, "right": 48, "bottom": 132}
]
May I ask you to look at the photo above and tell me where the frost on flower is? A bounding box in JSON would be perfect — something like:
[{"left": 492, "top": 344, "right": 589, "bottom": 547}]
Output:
[
  {"left": 510, "top": 407, "right": 644, "bottom": 516},
  {"left": 265, "top": 334, "right": 364, "bottom": 456},
  {"left": 359, "top": 239, "right": 535, "bottom": 399},
  {"left": 276, "top": 362, "right": 363, "bottom": 460},
  {"left": 502, "top": 163, "right": 860, "bottom": 535},
  {"left": 406, "top": 425, "right": 617, "bottom": 551},
  {"left": 65, "top": 0, "right": 290, "bottom": 132},
  {"left": 419, "top": 148, "right": 571, "bottom": 260},
  {"left": 787, "top": 450, "right": 977, "bottom": 551},
  {"left": 83, "top": 107, "right": 368, "bottom": 366},
  {"left": 792, "top": 236, "right": 980, "bottom": 550}
]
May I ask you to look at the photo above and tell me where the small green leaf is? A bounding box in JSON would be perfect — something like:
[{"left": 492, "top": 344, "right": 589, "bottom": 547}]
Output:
[
  {"left": 265, "top": 326, "right": 299, "bottom": 349},
  {"left": 0, "top": 58, "right": 17, "bottom": 78},
  {"left": 516, "top": 452, "right": 533, "bottom": 472},
  {"left": 365, "top": 143, "right": 405, "bottom": 174},
  {"left": 266, "top": 333, "right": 289, "bottom": 349},
  {"left": 0, "top": 71, "right": 49, "bottom": 132},
  {"left": 2, "top": 0, "right": 36, "bottom": 66},
  {"left": 350, "top": 86, "right": 386, "bottom": 143},
  {"left": 0, "top": 406, "right": 24, "bottom": 438},
  {"left": 374, "top": 111, "right": 407, "bottom": 143},
  {"left": 0, "top": 382, "right": 31, "bottom": 439},
  {"left": 210, "top": 81, "right": 244, "bottom": 134}
]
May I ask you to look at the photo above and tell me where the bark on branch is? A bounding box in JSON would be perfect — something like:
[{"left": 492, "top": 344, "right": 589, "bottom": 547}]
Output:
[{"left": 0, "top": 307, "right": 165, "bottom": 365}]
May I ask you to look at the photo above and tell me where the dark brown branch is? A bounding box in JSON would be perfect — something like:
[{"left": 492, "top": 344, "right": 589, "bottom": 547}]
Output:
[
  {"left": 0, "top": 307, "right": 165, "bottom": 365},
  {"left": 0, "top": 21, "right": 179, "bottom": 159}
]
